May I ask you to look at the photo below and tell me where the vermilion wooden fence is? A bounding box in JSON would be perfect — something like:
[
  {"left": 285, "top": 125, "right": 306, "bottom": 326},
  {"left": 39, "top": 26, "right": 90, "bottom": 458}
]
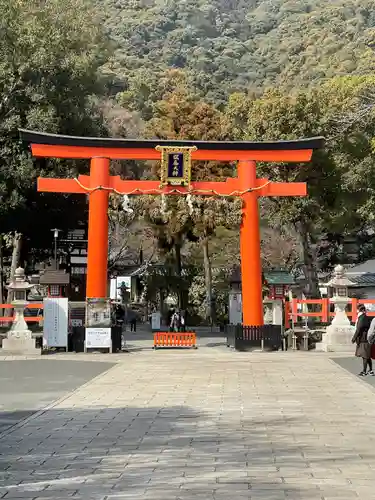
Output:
[
  {"left": 0, "top": 303, "right": 43, "bottom": 323},
  {"left": 153, "top": 332, "right": 197, "bottom": 349},
  {"left": 284, "top": 298, "right": 375, "bottom": 329}
]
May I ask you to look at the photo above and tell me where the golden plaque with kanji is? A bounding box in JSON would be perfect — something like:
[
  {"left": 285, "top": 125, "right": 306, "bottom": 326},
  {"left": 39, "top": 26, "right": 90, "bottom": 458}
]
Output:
[{"left": 156, "top": 145, "right": 197, "bottom": 186}]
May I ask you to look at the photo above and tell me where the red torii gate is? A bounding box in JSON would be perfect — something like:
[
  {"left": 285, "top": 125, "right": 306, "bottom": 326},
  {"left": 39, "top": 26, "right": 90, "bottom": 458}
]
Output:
[{"left": 19, "top": 130, "right": 324, "bottom": 326}]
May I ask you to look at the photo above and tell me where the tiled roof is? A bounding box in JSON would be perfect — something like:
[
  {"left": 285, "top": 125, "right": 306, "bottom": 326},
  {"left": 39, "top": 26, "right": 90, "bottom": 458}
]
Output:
[
  {"left": 346, "top": 273, "right": 375, "bottom": 286},
  {"left": 264, "top": 271, "right": 295, "bottom": 285},
  {"left": 39, "top": 270, "right": 70, "bottom": 285},
  {"left": 230, "top": 266, "right": 295, "bottom": 285}
]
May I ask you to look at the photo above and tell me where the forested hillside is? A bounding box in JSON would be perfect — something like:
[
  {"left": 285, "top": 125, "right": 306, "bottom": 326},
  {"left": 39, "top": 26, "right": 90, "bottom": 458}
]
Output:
[{"left": 96, "top": 0, "right": 375, "bottom": 104}]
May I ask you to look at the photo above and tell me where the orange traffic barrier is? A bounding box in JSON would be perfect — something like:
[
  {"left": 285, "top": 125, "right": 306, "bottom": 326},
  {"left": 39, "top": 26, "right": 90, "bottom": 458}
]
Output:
[{"left": 153, "top": 332, "right": 197, "bottom": 349}]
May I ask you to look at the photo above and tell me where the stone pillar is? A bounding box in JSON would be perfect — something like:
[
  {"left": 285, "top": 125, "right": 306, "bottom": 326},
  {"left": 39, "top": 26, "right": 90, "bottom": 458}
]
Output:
[
  {"left": 263, "top": 300, "right": 273, "bottom": 324},
  {"left": 229, "top": 291, "right": 242, "bottom": 325},
  {"left": 263, "top": 299, "right": 283, "bottom": 326}
]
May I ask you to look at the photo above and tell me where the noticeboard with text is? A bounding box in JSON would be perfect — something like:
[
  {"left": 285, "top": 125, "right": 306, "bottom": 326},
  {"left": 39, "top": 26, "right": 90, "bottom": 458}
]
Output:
[
  {"left": 43, "top": 297, "right": 68, "bottom": 348},
  {"left": 86, "top": 298, "right": 111, "bottom": 328},
  {"left": 85, "top": 328, "right": 111, "bottom": 349}
]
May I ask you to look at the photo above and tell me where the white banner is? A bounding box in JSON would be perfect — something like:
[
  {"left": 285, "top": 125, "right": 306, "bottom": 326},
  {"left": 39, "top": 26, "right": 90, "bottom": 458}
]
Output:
[
  {"left": 85, "top": 328, "right": 111, "bottom": 349},
  {"left": 43, "top": 298, "right": 68, "bottom": 348}
]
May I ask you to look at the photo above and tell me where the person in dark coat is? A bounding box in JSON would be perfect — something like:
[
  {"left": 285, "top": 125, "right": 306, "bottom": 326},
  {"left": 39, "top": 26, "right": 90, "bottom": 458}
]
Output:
[
  {"left": 352, "top": 304, "right": 373, "bottom": 376},
  {"left": 127, "top": 309, "right": 137, "bottom": 333}
]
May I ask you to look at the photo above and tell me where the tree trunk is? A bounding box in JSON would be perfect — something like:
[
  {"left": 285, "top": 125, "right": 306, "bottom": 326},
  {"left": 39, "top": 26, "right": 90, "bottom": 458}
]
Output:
[
  {"left": 0, "top": 234, "right": 3, "bottom": 313},
  {"left": 174, "top": 240, "right": 183, "bottom": 308},
  {"left": 159, "top": 288, "right": 164, "bottom": 316},
  {"left": 296, "top": 222, "right": 320, "bottom": 299},
  {"left": 202, "top": 235, "right": 214, "bottom": 324},
  {"left": 174, "top": 241, "right": 182, "bottom": 277}
]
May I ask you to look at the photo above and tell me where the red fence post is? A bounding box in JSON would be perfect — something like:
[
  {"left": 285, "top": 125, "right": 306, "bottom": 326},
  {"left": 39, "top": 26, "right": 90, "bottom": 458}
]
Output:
[
  {"left": 321, "top": 298, "right": 329, "bottom": 323},
  {"left": 292, "top": 299, "right": 298, "bottom": 323},
  {"left": 284, "top": 301, "right": 290, "bottom": 329},
  {"left": 351, "top": 298, "right": 358, "bottom": 323}
]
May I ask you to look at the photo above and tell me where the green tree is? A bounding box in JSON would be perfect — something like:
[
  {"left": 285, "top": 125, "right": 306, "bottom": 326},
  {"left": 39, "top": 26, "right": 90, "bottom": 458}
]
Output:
[
  {"left": 225, "top": 77, "right": 375, "bottom": 296},
  {"left": 187, "top": 196, "right": 241, "bottom": 322},
  {"left": 139, "top": 195, "right": 198, "bottom": 309},
  {"left": 144, "top": 83, "right": 241, "bottom": 319},
  {"left": 93, "top": 0, "right": 375, "bottom": 103},
  {"left": 0, "top": 0, "right": 110, "bottom": 262}
]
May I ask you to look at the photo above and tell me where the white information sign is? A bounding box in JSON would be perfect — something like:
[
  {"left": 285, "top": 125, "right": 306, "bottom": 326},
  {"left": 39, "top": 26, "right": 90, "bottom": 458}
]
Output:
[
  {"left": 151, "top": 312, "right": 161, "bottom": 330},
  {"left": 43, "top": 298, "right": 69, "bottom": 348},
  {"left": 85, "top": 328, "right": 111, "bottom": 349}
]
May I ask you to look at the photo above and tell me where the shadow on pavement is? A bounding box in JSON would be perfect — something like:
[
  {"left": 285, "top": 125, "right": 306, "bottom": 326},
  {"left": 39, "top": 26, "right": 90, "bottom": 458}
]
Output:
[
  {"left": 0, "top": 360, "right": 114, "bottom": 434},
  {"left": 0, "top": 405, "right": 370, "bottom": 500},
  {"left": 332, "top": 356, "right": 375, "bottom": 387}
]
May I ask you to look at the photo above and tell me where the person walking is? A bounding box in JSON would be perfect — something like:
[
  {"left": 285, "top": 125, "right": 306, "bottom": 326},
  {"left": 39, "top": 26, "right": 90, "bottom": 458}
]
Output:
[
  {"left": 179, "top": 311, "right": 185, "bottom": 332},
  {"left": 367, "top": 314, "right": 375, "bottom": 359},
  {"left": 127, "top": 309, "right": 137, "bottom": 333},
  {"left": 170, "top": 309, "right": 180, "bottom": 332},
  {"left": 130, "top": 313, "right": 137, "bottom": 333},
  {"left": 352, "top": 304, "right": 373, "bottom": 376}
]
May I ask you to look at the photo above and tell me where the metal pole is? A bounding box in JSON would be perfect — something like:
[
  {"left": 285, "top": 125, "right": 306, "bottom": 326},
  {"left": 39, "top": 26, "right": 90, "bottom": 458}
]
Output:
[
  {"left": 51, "top": 229, "right": 61, "bottom": 270},
  {"left": 54, "top": 236, "right": 57, "bottom": 264}
]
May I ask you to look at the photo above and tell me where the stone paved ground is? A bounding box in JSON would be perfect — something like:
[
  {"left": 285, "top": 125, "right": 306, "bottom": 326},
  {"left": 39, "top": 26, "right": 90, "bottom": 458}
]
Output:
[
  {"left": 333, "top": 356, "right": 375, "bottom": 387},
  {"left": 1, "top": 350, "right": 375, "bottom": 499},
  {"left": 0, "top": 360, "right": 114, "bottom": 433}
]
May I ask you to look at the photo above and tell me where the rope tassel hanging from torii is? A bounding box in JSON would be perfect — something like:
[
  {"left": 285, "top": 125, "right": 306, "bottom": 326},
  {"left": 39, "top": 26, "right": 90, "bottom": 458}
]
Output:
[{"left": 72, "top": 175, "right": 272, "bottom": 197}]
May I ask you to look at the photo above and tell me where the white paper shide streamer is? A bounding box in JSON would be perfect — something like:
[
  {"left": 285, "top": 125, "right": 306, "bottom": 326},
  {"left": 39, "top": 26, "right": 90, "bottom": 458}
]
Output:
[
  {"left": 186, "top": 193, "right": 194, "bottom": 215},
  {"left": 122, "top": 194, "right": 134, "bottom": 214},
  {"left": 161, "top": 193, "right": 167, "bottom": 214}
]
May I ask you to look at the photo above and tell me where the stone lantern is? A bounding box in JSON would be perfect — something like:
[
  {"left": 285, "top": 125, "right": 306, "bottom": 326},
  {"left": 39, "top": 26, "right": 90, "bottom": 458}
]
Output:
[
  {"left": 316, "top": 264, "right": 355, "bottom": 352},
  {"left": 2, "top": 267, "right": 40, "bottom": 355},
  {"left": 326, "top": 264, "right": 354, "bottom": 326}
]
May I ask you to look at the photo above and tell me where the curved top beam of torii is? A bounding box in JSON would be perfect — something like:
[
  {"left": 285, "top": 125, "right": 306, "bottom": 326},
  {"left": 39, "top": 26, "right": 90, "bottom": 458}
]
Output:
[{"left": 19, "top": 129, "right": 324, "bottom": 162}]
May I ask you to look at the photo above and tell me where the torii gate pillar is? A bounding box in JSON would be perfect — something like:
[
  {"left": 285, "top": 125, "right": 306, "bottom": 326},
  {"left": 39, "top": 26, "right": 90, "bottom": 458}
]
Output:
[
  {"left": 239, "top": 160, "right": 263, "bottom": 325},
  {"left": 86, "top": 157, "right": 110, "bottom": 299}
]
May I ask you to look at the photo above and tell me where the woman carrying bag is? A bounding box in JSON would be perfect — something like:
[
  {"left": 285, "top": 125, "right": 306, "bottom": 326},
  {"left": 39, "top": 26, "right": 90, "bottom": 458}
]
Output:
[{"left": 352, "top": 304, "right": 373, "bottom": 376}]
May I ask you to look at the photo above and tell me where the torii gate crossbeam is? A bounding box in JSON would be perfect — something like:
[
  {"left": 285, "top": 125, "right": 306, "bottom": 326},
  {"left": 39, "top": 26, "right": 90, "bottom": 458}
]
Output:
[{"left": 19, "top": 130, "right": 324, "bottom": 327}]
